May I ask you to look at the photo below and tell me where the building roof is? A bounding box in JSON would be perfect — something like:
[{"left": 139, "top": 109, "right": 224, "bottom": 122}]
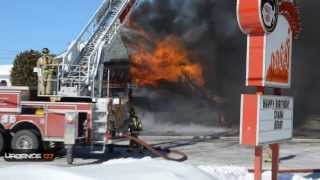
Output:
[{"left": 0, "top": 65, "right": 13, "bottom": 76}]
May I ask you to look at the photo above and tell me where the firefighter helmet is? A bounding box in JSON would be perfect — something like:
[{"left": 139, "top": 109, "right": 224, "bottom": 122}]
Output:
[{"left": 129, "top": 107, "right": 136, "bottom": 115}]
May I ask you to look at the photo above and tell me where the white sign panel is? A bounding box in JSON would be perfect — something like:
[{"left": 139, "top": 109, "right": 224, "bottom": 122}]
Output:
[
  {"left": 245, "top": 15, "right": 293, "bottom": 88},
  {"left": 240, "top": 94, "right": 293, "bottom": 146},
  {"left": 258, "top": 95, "right": 293, "bottom": 144},
  {"left": 264, "top": 15, "right": 293, "bottom": 87}
]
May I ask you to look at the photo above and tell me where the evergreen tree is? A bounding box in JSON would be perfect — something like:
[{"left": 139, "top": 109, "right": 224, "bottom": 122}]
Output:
[{"left": 11, "top": 50, "right": 41, "bottom": 90}]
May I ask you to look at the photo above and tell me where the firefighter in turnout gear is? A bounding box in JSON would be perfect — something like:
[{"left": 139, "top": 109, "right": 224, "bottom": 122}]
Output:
[
  {"left": 128, "top": 107, "right": 143, "bottom": 153},
  {"left": 37, "top": 48, "right": 56, "bottom": 95}
]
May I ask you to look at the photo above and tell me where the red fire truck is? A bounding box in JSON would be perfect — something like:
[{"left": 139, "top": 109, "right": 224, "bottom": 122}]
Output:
[
  {"left": 0, "top": 0, "right": 138, "bottom": 164},
  {"left": 0, "top": 82, "right": 132, "bottom": 163}
]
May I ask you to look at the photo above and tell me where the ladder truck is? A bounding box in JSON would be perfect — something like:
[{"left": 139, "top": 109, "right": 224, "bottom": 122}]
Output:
[{"left": 0, "top": 0, "right": 138, "bottom": 164}]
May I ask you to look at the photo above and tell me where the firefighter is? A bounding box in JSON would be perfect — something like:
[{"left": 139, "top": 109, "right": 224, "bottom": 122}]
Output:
[
  {"left": 37, "top": 48, "right": 56, "bottom": 95},
  {"left": 127, "top": 107, "right": 143, "bottom": 153}
]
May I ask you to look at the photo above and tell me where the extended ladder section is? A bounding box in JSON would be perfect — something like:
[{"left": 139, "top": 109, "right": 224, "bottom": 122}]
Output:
[{"left": 58, "top": 0, "right": 136, "bottom": 98}]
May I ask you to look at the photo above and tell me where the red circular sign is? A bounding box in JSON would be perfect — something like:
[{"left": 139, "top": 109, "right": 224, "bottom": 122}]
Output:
[{"left": 237, "top": 0, "right": 279, "bottom": 34}]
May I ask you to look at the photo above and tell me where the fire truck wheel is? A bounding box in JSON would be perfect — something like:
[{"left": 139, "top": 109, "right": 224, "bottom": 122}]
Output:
[
  {"left": 0, "top": 132, "right": 4, "bottom": 154},
  {"left": 11, "top": 130, "right": 40, "bottom": 150}
]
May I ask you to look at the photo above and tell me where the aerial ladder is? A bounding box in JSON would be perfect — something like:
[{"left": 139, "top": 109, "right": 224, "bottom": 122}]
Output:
[
  {"left": 35, "top": 0, "right": 138, "bottom": 153},
  {"left": 48, "top": 0, "right": 136, "bottom": 99}
]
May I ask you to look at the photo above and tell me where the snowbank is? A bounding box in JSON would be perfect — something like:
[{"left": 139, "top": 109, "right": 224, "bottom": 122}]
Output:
[
  {"left": 198, "top": 165, "right": 311, "bottom": 180},
  {"left": 198, "top": 165, "right": 249, "bottom": 180},
  {"left": 0, "top": 165, "right": 90, "bottom": 180},
  {"left": 0, "top": 158, "right": 213, "bottom": 180},
  {"left": 0, "top": 158, "right": 315, "bottom": 180},
  {"left": 70, "top": 157, "right": 214, "bottom": 180}
]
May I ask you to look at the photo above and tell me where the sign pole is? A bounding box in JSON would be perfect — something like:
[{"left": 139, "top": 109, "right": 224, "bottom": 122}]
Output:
[
  {"left": 271, "top": 144, "right": 280, "bottom": 180},
  {"left": 255, "top": 87, "right": 264, "bottom": 180},
  {"left": 254, "top": 146, "right": 263, "bottom": 180}
]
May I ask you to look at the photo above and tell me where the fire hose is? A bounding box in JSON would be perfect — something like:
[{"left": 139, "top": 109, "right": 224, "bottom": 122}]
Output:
[
  {"left": 123, "top": 135, "right": 319, "bottom": 173},
  {"left": 122, "top": 134, "right": 188, "bottom": 162}
]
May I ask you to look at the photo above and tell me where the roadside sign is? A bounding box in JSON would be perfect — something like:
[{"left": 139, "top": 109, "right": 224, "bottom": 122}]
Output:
[
  {"left": 240, "top": 94, "right": 293, "bottom": 146},
  {"left": 237, "top": 0, "right": 301, "bottom": 179}
]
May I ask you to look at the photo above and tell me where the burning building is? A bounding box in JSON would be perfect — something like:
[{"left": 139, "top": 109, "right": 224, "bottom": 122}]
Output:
[
  {"left": 119, "top": 0, "right": 320, "bottom": 136},
  {"left": 119, "top": 0, "right": 241, "bottom": 135}
]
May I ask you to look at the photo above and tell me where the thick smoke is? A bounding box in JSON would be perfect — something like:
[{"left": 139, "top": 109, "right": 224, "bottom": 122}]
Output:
[
  {"left": 121, "top": 0, "right": 320, "bottom": 135},
  {"left": 289, "top": 0, "right": 320, "bottom": 128}
]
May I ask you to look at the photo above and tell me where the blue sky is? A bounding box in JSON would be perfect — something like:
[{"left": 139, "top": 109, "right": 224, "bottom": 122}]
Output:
[{"left": 0, "top": 0, "right": 102, "bottom": 65}]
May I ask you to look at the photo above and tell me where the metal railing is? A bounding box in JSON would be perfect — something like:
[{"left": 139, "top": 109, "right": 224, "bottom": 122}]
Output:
[
  {"left": 86, "top": 0, "right": 131, "bottom": 86},
  {"left": 37, "top": 64, "right": 88, "bottom": 97},
  {"left": 62, "top": 0, "right": 112, "bottom": 67},
  {"left": 90, "top": 21, "right": 121, "bottom": 84}
]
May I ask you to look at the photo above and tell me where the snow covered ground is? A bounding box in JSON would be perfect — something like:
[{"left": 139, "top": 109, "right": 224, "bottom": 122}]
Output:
[
  {"left": 0, "top": 157, "right": 316, "bottom": 180},
  {"left": 0, "top": 137, "right": 320, "bottom": 179}
]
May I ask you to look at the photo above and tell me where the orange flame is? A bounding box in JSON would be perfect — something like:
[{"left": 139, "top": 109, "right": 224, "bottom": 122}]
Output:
[{"left": 130, "top": 35, "right": 205, "bottom": 87}]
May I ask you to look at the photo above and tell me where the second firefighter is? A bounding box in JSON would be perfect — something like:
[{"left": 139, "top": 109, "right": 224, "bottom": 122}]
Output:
[{"left": 128, "top": 107, "right": 143, "bottom": 152}]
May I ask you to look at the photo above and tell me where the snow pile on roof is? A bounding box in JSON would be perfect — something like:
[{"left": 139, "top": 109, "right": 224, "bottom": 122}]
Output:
[
  {"left": 0, "top": 158, "right": 315, "bottom": 180},
  {"left": 0, "top": 65, "right": 13, "bottom": 76}
]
